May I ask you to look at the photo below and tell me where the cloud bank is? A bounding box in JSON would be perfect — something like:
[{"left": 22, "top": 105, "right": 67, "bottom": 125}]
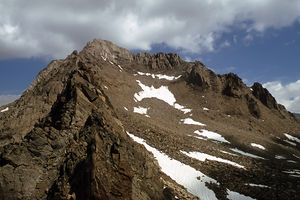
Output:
[
  {"left": 263, "top": 80, "right": 300, "bottom": 113},
  {"left": 1, "top": 0, "right": 300, "bottom": 59},
  {"left": 0, "top": 94, "right": 20, "bottom": 106}
]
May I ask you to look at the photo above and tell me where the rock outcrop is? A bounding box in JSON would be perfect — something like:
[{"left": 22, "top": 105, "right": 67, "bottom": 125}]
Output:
[
  {"left": 135, "top": 52, "right": 184, "bottom": 70},
  {"left": 251, "top": 82, "right": 278, "bottom": 110}
]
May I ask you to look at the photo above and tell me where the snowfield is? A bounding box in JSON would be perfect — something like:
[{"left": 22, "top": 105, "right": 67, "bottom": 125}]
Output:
[
  {"left": 126, "top": 131, "right": 219, "bottom": 200},
  {"left": 134, "top": 80, "right": 191, "bottom": 114},
  {"left": 226, "top": 189, "right": 255, "bottom": 200}
]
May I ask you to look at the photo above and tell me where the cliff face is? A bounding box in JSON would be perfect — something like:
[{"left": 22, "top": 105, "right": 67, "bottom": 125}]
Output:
[{"left": 0, "top": 39, "right": 300, "bottom": 200}]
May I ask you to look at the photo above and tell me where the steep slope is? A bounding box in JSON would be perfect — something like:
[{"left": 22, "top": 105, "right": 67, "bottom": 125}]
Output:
[{"left": 1, "top": 39, "right": 300, "bottom": 200}]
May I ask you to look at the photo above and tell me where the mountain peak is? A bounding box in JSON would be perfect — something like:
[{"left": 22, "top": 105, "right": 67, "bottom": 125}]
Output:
[{"left": 81, "top": 39, "right": 134, "bottom": 62}]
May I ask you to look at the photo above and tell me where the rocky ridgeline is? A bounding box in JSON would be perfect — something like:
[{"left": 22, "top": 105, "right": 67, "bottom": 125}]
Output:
[{"left": 0, "top": 39, "right": 298, "bottom": 200}]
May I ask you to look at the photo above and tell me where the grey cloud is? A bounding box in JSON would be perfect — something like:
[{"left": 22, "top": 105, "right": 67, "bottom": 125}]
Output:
[
  {"left": 1, "top": 0, "right": 300, "bottom": 59},
  {"left": 0, "top": 94, "right": 20, "bottom": 106}
]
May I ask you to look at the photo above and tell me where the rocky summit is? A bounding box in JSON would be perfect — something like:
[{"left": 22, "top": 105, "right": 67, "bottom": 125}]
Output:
[{"left": 0, "top": 39, "right": 300, "bottom": 200}]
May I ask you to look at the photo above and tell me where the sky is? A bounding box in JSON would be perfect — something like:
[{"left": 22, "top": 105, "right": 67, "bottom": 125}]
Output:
[{"left": 0, "top": 0, "right": 300, "bottom": 112}]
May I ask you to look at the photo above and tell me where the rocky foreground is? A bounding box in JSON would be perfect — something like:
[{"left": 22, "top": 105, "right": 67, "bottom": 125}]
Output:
[{"left": 0, "top": 39, "right": 300, "bottom": 200}]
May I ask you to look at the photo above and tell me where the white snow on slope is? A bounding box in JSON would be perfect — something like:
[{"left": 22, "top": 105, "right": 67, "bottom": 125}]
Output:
[
  {"left": 275, "top": 155, "right": 286, "bottom": 160},
  {"left": 117, "top": 64, "right": 123, "bottom": 71},
  {"left": 101, "top": 56, "right": 107, "bottom": 61},
  {"left": 282, "top": 169, "right": 300, "bottom": 177},
  {"left": 284, "top": 133, "right": 300, "bottom": 144},
  {"left": 245, "top": 183, "right": 270, "bottom": 188},
  {"left": 126, "top": 132, "right": 218, "bottom": 200},
  {"left": 174, "top": 103, "right": 192, "bottom": 114},
  {"left": 181, "top": 118, "right": 206, "bottom": 126},
  {"left": 227, "top": 189, "right": 256, "bottom": 200},
  {"left": 220, "top": 150, "right": 238, "bottom": 157},
  {"left": 137, "top": 72, "right": 181, "bottom": 81},
  {"left": 194, "top": 130, "right": 229, "bottom": 143},
  {"left": 134, "top": 80, "right": 191, "bottom": 114},
  {"left": 181, "top": 151, "right": 245, "bottom": 169},
  {"left": 293, "top": 154, "right": 300, "bottom": 159},
  {"left": 284, "top": 140, "right": 296, "bottom": 146},
  {"left": 203, "top": 107, "right": 209, "bottom": 111},
  {"left": 250, "top": 143, "right": 266, "bottom": 150},
  {"left": 0, "top": 107, "right": 9, "bottom": 113},
  {"left": 230, "top": 148, "right": 265, "bottom": 160},
  {"left": 124, "top": 107, "right": 128, "bottom": 111},
  {"left": 133, "top": 106, "right": 150, "bottom": 117}
]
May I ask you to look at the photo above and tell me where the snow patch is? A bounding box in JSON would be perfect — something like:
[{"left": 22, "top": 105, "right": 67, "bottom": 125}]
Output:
[
  {"left": 284, "top": 133, "right": 300, "bottom": 144},
  {"left": 134, "top": 80, "right": 191, "bottom": 114},
  {"left": 293, "top": 154, "right": 300, "bottom": 159},
  {"left": 124, "top": 107, "right": 128, "bottom": 111},
  {"left": 284, "top": 140, "right": 296, "bottom": 146},
  {"left": 181, "top": 118, "right": 206, "bottom": 126},
  {"left": 133, "top": 106, "right": 150, "bottom": 117},
  {"left": 117, "top": 64, "right": 123, "bottom": 71},
  {"left": 137, "top": 71, "right": 181, "bottom": 81},
  {"left": 250, "top": 143, "right": 266, "bottom": 150},
  {"left": 275, "top": 155, "right": 286, "bottom": 159},
  {"left": 134, "top": 80, "right": 176, "bottom": 105},
  {"left": 282, "top": 169, "right": 300, "bottom": 177},
  {"left": 174, "top": 103, "right": 192, "bottom": 114},
  {"left": 226, "top": 189, "right": 255, "bottom": 200},
  {"left": 194, "top": 130, "right": 229, "bottom": 143},
  {"left": 103, "top": 85, "right": 108, "bottom": 90},
  {"left": 0, "top": 107, "right": 9, "bottom": 113},
  {"left": 126, "top": 132, "right": 218, "bottom": 200},
  {"left": 220, "top": 150, "right": 239, "bottom": 156},
  {"left": 230, "top": 148, "right": 265, "bottom": 160},
  {"left": 287, "top": 160, "right": 297, "bottom": 163},
  {"left": 109, "top": 61, "right": 114, "bottom": 65},
  {"left": 181, "top": 151, "right": 245, "bottom": 169},
  {"left": 101, "top": 56, "right": 107, "bottom": 61},
  {"left": 245, "top": 183, "right": 271, "bottom": 188},
  {"left": 203, "top": 107, "right": 209, "bottom": 111}
]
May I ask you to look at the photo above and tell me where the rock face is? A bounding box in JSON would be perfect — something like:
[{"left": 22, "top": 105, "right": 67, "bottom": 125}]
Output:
[
  {"left": 251, "top": 82, "right": 278, "bottom": 110},
  {"left": 0, "top": 39, "right": 300, "bottom": 200},
  {"left": 135, "top": 52, "right": 184, "bottom": 70}
]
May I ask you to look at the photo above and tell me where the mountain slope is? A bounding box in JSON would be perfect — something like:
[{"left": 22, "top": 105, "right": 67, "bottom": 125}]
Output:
[{"left": 0, "top": 39, "right": 300, "bottom": 200}]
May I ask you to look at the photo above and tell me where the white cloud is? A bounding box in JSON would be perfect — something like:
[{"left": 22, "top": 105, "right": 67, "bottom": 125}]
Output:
[
  {"left": 263, "top": 80, "right": 300, "bottom": 113},
  {"left": 0, "top": 94, "right": 20, "bottom": 106},
  {"left": 0, "top": 0, "right": 300, "bottom": 59}
]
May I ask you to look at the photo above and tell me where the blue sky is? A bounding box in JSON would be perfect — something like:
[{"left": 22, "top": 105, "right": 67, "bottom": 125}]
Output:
[{"left": 0, "top": 0, "right": 300, "bottom": 112}]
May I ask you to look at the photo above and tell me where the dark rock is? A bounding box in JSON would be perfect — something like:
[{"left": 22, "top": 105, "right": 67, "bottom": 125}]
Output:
[
  {"left": 245, "top": 94, "right": 261, "bottom": 118},
  {"left": 135, "top": 52, "right": 184, "bottom": 70},
  {"left": 251, "top": 82, "right": 278, "bottom": 110},
  {"left": 222, "top": 73, "right": 246, "bottom": 98}
]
